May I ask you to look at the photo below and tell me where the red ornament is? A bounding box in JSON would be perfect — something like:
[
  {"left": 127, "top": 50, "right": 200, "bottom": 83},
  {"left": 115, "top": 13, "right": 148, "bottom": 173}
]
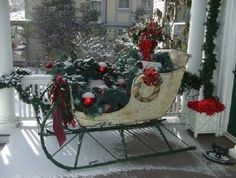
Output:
[
  {"left": 44, "top": 62, "right": 54, "bottom": 69},
  {"left": 82, "top": 92, "right": 96, "bottom": 107},
  {"left": 98, "top": 62, "right": 107, "bottom": 74}
]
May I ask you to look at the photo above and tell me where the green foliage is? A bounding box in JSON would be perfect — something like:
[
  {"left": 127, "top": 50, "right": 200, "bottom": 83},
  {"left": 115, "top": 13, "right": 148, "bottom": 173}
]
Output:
[
  {"left": 200, "top": 0, "right": 221, "bottom": 98},
  {"left": 153, "top": 52, "right": 174, "bottom": 72},
  {"left": 79, "top": 0, "right": 99, "bottom": 23},
  {"left": 157, "top": 0, "right": 191, "bottom": 51},
  {"left": 32, "top": 0, "right": 78, "bottom": 59},
  {"left": 132, "top": 8, "right": 150, "bottom": 24},
  {"left": 179, "top": 71, "right": 202, "bottom": 94},
  {"left": 31, "top": 0, "right": 105, "bottom": 60}
]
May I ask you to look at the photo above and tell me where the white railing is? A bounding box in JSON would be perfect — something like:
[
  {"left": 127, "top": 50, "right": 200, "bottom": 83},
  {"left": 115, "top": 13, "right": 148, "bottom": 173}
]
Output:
[
  {"left": 15, "top": 74, "right": 183, "bottom": 120},
  {"left": 15, "top": 75, "right": 52, "bottom": 119}
]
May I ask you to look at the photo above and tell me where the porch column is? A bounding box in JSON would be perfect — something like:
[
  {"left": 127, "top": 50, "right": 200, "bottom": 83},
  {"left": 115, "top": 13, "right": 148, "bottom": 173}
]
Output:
[
  {"left": 0, "top": 1, "right": 17, "bottom": 131},
  {"left": 182, "top": 0, "right": 207, "bottom": 116},
  {"left": 187, "top": 0, "right": 207, "bottom": 74}
]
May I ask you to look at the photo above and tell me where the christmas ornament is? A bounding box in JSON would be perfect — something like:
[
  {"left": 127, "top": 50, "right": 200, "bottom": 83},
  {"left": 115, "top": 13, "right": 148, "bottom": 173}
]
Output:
[
  {"left": 44, "top": 62, "right": 54, "bottom": 69},
  {"left": 82, "top": 92, "right": 96, "bottom": 107},
  {"left": 98, "top": 62, "right": 108, "bottom": 74}
]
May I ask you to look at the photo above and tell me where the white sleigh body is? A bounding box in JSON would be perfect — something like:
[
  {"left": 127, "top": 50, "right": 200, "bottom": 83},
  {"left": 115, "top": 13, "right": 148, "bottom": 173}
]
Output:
[{"left": 75, "top": 50, "right": 189, "bottom": 126}]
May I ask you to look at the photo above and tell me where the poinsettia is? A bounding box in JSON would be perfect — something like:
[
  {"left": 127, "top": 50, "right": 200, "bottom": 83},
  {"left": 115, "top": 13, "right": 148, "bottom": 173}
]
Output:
[
  {"left": 188, "top": 98, "right": 225, "bottom": 116},
  {"left": 128, "top": 19, "right": 162, "bottom": 61}
]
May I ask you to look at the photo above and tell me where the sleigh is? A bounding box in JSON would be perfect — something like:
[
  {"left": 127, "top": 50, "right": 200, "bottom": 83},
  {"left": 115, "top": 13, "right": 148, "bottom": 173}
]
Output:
[{"left": 37, "top": 49, "right": 195, "bottom": 170}]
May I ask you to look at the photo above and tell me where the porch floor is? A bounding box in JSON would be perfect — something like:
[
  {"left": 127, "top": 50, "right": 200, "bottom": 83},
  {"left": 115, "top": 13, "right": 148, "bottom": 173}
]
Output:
[{"left": 0, "top": 117, "right": 236, "bottom": 178}]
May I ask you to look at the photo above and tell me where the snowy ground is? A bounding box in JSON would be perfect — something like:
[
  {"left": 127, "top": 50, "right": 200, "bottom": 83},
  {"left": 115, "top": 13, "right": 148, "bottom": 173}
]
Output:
[{"left": 0, "top": 118, "right": 235, "bottom": 178}]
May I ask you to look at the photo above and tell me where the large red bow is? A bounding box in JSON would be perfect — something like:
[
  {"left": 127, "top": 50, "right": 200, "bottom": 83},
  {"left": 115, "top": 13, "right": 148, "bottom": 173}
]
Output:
[{"left": 50, "top": 75, "right": 76, "bottom": 146}]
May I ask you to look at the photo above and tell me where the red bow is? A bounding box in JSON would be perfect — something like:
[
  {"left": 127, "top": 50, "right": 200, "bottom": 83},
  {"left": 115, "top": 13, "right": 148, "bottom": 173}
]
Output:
[
  {"left": 142, "top": 67, "right": 161, "bottom": 86},
  {"left": 50, "top": 75, "right": 76, "bottom": 146}
]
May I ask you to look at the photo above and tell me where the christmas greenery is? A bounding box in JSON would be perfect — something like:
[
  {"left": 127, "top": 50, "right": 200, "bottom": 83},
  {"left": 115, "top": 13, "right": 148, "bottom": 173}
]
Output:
[
  {"left": 0, "top": 68, "right": 50, "bottom": 123},
  {"left": 200, "top": 0, "right": 221, "bottom": 98},
  {"left": 45, "top": 47, "right": 177, "bottom": 117}
]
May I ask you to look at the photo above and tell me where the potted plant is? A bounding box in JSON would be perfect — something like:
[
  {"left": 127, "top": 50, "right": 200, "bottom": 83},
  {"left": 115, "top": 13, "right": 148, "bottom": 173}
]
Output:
[{"left": 186, "top": 98, "right": 225, "bottom": 138}]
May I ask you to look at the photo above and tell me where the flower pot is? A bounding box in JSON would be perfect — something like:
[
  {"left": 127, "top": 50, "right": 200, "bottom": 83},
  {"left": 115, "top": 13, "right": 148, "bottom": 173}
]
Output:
[{"left": 185, "top": 108, "right": 221, "bottom": 138}]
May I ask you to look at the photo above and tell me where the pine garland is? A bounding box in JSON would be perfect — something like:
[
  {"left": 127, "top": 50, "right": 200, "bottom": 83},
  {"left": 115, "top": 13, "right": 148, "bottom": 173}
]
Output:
[
  {"left": 200, "top": 0, "right": 221, "bottom": 98},
  {"left": 0, "top": 68, "right": 50, "bottom": 123}
]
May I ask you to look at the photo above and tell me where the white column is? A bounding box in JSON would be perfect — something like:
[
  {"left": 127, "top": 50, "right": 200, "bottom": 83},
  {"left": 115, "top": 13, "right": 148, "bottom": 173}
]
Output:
[
  {"left": 182, "top": 0, "right": 207, "bottom": 120},
  {"left": 187, "top": 0, "right": 207, "bottom": 74},
  {"left": 0, "top": 1, "right": 17, "bottom": 131}
]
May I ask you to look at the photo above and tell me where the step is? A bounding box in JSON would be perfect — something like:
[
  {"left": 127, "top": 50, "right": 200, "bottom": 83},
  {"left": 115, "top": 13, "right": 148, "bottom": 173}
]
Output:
[{"left": 0, "top": 134, "right": 10, "bottom": 144}]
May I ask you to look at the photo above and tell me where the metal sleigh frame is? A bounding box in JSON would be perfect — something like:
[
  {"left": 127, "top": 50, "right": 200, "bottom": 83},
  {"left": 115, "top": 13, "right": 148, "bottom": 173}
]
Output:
[{"left": 37, "top": 106, "right": 196, "bottom": 171}]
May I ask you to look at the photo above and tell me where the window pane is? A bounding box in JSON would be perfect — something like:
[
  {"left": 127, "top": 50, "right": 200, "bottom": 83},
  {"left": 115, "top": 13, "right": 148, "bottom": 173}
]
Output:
[{"left": 119, "top": 0, "right": 129, "bottom": 8}]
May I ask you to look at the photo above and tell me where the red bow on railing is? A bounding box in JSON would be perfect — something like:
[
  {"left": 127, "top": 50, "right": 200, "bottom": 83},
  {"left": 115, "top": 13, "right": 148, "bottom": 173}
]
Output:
[{"left": 50, "top": 75, "right": 76, "bottom": 146}]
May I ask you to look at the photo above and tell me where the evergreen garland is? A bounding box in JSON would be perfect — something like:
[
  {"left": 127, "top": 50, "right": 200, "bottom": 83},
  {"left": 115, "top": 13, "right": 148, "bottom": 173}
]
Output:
[
  {"left": 200, "top": 0, "right": 221, "bottom": 98},
  {"left": 0, "top": 68, "right": 50, "bottom": 123}
]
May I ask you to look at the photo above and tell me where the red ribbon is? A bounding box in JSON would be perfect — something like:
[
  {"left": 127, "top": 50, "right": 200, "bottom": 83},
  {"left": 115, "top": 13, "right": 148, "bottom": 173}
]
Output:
[
  {"left": 50, "top": 75, "right": 76, "bottom": 146},
  {"left": 142, "top": 67, "right": 160, "bottom": 86},
  {"left": 138, "top": 38, "right": 155, "bottom": 61}
]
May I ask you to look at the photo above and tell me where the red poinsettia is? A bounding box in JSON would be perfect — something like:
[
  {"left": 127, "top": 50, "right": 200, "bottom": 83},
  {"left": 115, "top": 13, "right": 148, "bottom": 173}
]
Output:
[
  {"left": 188, "top": 98, "right": 225, "bottom": 116},
  {"left": 129, "top": 19, "right": 162, "bottom": 61}
]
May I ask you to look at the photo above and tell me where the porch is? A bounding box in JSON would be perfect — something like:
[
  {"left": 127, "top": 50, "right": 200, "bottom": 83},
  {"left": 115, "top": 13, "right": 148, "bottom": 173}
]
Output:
[
  {"left": 1, "top": 0, "right": 236, "bottom": 177},
  {"left": 0, "top": 75, "right": 234, "bottom": 177},
  {"left": 1, "top": 115, "right": 235, "bottom": 178}
]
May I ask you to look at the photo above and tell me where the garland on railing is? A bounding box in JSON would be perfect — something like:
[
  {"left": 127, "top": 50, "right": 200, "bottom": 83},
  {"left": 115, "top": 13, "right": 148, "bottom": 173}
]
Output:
[
  {"left": 0, "top": 67, "right": 50, "bottom": 123},
  {"left": 200, "top": 0, "right": 221, "bottom": 98}
]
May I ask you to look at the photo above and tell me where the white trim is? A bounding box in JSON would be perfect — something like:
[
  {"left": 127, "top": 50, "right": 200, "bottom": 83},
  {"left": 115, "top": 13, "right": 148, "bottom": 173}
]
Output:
[
  {"left": 218, "top": 0, "right": 236, "bottom": 135},
  {"left": 224, "top": 132, "right": 236, "bottom": 143}
]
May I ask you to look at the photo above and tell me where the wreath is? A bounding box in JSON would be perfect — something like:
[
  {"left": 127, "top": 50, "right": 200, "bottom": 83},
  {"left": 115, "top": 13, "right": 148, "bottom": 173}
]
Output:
[{"left": 132, "top": 67, "right": 162, "bottom": 102}]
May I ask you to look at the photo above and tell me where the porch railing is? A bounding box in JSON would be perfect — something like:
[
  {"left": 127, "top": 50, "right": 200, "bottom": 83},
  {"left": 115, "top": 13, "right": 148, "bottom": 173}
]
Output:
[{"left": 15, "top": 74, "right": 183, "bottom": 120}]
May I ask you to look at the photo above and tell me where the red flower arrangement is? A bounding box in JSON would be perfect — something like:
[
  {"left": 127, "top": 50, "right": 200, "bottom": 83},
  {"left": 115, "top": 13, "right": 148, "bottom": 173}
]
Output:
[
  {"left": 128, "top": 19, "right": 162, "bottom": 61},
  {"left": 188, "top": 98, "right": 225, "bottom": 116}
]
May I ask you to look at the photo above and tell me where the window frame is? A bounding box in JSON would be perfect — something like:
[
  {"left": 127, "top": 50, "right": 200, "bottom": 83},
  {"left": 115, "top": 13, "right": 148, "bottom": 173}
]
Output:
[{"left": 118, "top": 0, "right": 130, "bottom": 9}]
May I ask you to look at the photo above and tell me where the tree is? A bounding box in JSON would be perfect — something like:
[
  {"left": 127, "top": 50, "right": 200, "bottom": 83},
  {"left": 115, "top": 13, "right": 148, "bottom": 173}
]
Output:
[{"left": 32, "top": 0, "right": 78, "bottom": 59}]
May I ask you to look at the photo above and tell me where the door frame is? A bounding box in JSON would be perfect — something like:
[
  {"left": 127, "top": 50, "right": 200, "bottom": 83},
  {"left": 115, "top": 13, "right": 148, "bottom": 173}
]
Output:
[{"left": 217, "top": 0, "right": 236, "bottom": 140}]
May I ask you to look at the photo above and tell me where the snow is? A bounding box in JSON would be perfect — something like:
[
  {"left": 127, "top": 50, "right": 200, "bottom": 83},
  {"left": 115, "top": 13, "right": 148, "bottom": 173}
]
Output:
[
  {"left": 0, "top": 118, "right": 233, "bottom": 178},
  {"left": 10, "top": 10, "right": 25, "bottom": 21}
]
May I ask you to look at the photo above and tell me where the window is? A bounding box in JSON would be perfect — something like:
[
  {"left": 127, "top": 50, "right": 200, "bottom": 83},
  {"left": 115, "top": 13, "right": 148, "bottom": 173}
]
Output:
[{"left": 119, "top": 0, "right": 129, "bottom": 9}]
